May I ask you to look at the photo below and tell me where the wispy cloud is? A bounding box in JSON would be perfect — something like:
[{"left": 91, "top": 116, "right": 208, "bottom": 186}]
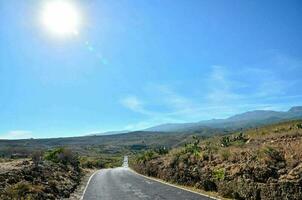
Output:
[
  {"left": 120, "top": 53, "right": 302, "bottom": 130},
  {"left": 206, "top": 65, "right": 242, "bottom": 103},
  {"left": 120, "top": 95, "right": 157, "bottom": 116},
  {"left": 0, "top": 130, "right": 33, "bottom": 140},
  {"left": 154, "top": 84, "right": 197, "bottom": 115},
  {"left": 120, "top": 91, "right": 191, "bottom": 130},
  {"left": 120, "top": 95, "right": 144, "bottom": 113}
]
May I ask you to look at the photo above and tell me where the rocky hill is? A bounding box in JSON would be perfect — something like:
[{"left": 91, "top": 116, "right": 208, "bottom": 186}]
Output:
[{"left": 132, "top": 120, "right": 302, "bottom": 199}]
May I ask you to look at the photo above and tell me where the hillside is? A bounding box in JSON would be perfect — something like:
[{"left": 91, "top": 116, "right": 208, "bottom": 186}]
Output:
[
  {"left": 0, "top": 129, "right": 224, "bottom": 159},
  {"left": 132, "top": 120, "right": 302, "bottom": 199},
  {"left": 145, "top": 106, "right": 302, "bottom": 132},
  {"left": 2, "top": 106, "right": 302, "bottom": 159}
]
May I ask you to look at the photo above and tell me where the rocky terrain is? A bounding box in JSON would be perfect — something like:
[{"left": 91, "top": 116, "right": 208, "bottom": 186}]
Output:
[
  {"left": 132, "top": 120, "right": 302, "bottom": 199},
  {"left": 0, "top": 146, "right": 124, "bottom": 200},
  {"left": 0, "top": 151, "right": 81, "bottom": 199}
]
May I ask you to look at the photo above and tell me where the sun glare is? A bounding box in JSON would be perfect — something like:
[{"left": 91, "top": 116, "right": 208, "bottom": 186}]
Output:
[{"left": 41, "top": 0, "right": 81, "bottom": 36}]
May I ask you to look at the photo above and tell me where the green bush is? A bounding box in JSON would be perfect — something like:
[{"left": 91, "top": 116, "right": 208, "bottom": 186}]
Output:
[
  {"left": 213, "top": 168, "right": 225, "bottom": 181},
  {"left": 155, "top": 146, "right": 169, "bottom": 155},
  {"left": 136, "top": 150, "right": 157, "bottom": 164},
  {"left": 184, "top": 136, "right": 201, "bottom": 158},
  {"left": 220, "top": 133, "right": 248, "bottom": 147},
  {"left": 44, "top": 147, "right": 79, "bottom": 167},
  {"left": 80, "top": 157, "right": 105, "bottom": 169},
  {"left": 220, "top": 136, "right": 231, "bottom": 147}
]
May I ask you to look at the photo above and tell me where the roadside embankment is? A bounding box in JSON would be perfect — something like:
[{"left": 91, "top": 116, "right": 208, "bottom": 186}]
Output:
[{"left": 132, "top": 121, "right": 302, "bottom": 199}]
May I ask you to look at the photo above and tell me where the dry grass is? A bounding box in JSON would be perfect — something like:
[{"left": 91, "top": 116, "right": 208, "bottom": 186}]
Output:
[
  {"left": 196, "top": 120, "right": 302, "bottom": 163},
  {"left": 0, "top": 159, "right": 31, "bottom": 173},
  {"left": 133, "top": 120, "right": 302, "bottom": 199}
]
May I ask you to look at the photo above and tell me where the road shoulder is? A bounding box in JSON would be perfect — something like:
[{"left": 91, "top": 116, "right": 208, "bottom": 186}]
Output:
[
  {"left": 67, "top": 168, "right": 99, "bottom": 200},
  {"left": 129, "top": 168, "right": 230, "bottom": 200}
]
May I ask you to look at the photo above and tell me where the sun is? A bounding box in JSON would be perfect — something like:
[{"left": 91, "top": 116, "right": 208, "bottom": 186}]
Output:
[{"left": 41, "top": 0, "right": 81, "bottom": 36}]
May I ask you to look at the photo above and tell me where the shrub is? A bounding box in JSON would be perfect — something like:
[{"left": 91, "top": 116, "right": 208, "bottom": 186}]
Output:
[
  {"left": 5, "top": 182, "right": 31, "bottom": 198},
  {"left": 221, "top": 136, "right": 231, "bottom": 147},
  {"left": 79, "top": 157, "right": 105, "bottom": 169},
  {"left": 219, "top": 149, "right": 231, "bottom": 161},
  {"left": 258, "top": 146, "right": 284, "bottom": 164},
  {"left": 213, "top": 168, "right": 225, "bottom": 181},
  {"left": 155, "top": 146, "right": 169, "bottom": 155},
  {"left": 31, "top": 150, "right": 43, "bottom": 167},
  {"left": 4, "top": 182, "right": 44, "bottom": 199},
  {"left": 220, "top": 133, "right": 248, "bottom": 147},
  {"left": 44, "top": 147, "right": 79, "bottom": 167},
  {"left": 136, "top": 150, "right": 157, "bottom": 164},
  {"left": 204, "top": 141, "right": 219, "bottom": 161},
  {"left": 202, "top": 180, "right": 217, "bottom": 191},
  {"left": 184, "top": 136, "right": 201, "bottom": 158},
  {"left": 263, "top": 147, "right": 283, "bottom": 161}
]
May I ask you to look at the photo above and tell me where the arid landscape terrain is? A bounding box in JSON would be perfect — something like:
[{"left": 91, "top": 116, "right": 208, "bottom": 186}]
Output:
[
  {"left": 132, "top": 120, "right": 302, "bottom": 199},
  {"left": 1, "top": 1, "right": 302, "bottom": 199},
  {"left": 1, "top": 118, "right": 302, "bottom": 199}
]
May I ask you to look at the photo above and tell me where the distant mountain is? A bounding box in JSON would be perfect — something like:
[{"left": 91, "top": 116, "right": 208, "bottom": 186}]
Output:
[
  {"left": 226, "top": 110, "right": 283, "bottom": 121},
  {"left": 288, "top": 106, "right": 302, "bottom": 113},
  {"left": 144, "top": 106, "right": 302, "bottom": 132},
  {"left": 88, "top": 130, "right": 129, "bottom": 136}
]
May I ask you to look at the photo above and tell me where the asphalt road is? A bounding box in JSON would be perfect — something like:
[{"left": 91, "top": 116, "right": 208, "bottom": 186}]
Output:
[{"left": 82, "top": 167, "right": 214, "bottom": 200}]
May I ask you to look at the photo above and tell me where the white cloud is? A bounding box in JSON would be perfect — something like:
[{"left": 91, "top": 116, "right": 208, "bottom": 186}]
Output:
[
  {"left": 206, "top": 65, "right": 241, "bottom": 103},
  {"left": 120, "top": 95, "right": 145, "bottom": 113},
  {"left": 120, "top": 54, "right": 302, "bottom": 130},
  {"left": 155, "top": 84, "right": 196, "bottom": 115},
  {"left": 0, "top": 130, "right": 33, "bottom": 140}
]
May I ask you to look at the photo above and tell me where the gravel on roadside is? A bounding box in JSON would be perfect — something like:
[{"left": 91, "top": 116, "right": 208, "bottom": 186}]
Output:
[{"left": 67, "top": 168, "right": 98, "bottom": 200}]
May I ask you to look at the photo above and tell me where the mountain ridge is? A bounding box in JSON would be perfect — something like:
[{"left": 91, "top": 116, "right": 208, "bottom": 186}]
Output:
[{"left": 144, "top": 106, "right": 302, "bottom": 132}]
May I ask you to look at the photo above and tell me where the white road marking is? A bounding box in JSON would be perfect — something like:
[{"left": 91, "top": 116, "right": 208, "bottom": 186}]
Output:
[
  {"left": 129, "top": 169, "right": 220, "bottom": 200},
  {"left": 80, "top": 170, "right": 100, "bottom": 200}
]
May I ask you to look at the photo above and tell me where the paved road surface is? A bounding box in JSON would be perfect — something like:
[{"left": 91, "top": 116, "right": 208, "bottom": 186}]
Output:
[{"left": 82, "top": 167, "right": 213, "bottom": 200}]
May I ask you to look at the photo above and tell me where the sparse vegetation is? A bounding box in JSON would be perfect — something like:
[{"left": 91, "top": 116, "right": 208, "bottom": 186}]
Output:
[
  {"left": 220, "top": 132, "right": 248, "bottom": 147},
  {"left": 44, "top": 147, "right": 79, "bottom": 167},
  {"left": 4, "top": 182, "right": 44, "bottom": 200},
  {"left": 79, "top": 155, "right": 122, "bottom": 168},
  {"left": 31, "top": 150, "right": 43, "bottom": 167},
  {"left": 0, "top": 147, "right": 120, "bottom": 199},
  {"left": 183, "top": 136, "right": 201, "bottom": 158},
  {"left": 154, "top": 146, "right": 169, "bottom": 155},
  {"left": 1, "top": 120, "right": 302, "bottom": 199},
  {"left": 213, "top": 168, "right": 225, "bottom": 181},
  {"left": 0, "top": 151, "right": 82, "bottom": 199},
  {"left": 132, "top": 120, "right": 302, "bottom": 200},
  {"left": 136, "top": 150, "right": 158, "bottom": 164}
]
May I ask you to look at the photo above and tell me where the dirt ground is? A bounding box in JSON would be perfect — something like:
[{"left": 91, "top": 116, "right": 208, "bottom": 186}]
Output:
[{"left": 0, "top": 159, "right": 31, "bottom": 173}]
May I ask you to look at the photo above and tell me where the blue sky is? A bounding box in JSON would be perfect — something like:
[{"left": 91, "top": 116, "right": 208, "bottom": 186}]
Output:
[{"left": 0, "top": 0, "right": 302, "bottom": 139}]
